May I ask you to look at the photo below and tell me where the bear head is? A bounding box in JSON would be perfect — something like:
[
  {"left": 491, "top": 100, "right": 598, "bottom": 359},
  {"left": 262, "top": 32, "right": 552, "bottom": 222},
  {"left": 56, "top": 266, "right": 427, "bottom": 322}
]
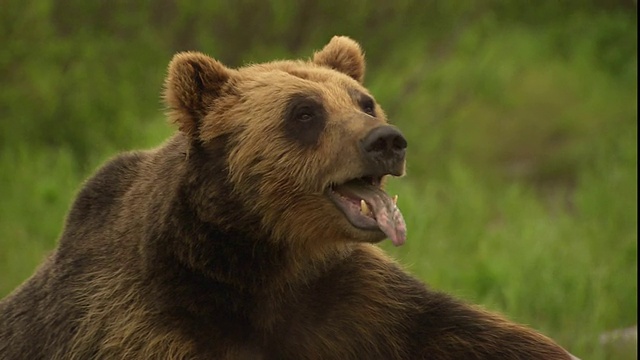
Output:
[{"left": 163, "top": 36, "right": 407, "bottom": 253}]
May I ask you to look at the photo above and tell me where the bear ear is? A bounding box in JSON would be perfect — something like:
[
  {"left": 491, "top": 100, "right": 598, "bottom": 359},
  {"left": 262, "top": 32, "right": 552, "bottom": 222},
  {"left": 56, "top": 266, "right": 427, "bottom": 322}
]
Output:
[
  {"left": 313, "top": 36, "right": 366, "bottom": 83},
  {"left": 164, "top": 52, "right": 233, "bottom": 137}
]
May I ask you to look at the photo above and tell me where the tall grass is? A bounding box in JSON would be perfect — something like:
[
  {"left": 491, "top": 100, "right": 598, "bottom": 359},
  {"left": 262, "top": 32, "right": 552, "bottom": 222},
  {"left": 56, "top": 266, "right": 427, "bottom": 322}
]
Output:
[{"left": 0, "top": 2, "right": 636, "bottom": 359}]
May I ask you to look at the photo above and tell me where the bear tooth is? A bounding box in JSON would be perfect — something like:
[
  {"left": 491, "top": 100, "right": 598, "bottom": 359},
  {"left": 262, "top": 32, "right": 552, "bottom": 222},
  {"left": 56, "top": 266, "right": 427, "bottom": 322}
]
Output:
[
  {"left": 360, "top": 200, "right": 370, "bottom": 216},
  {"left": 393, "top": 195, "right": 398, "bottom": 205}
]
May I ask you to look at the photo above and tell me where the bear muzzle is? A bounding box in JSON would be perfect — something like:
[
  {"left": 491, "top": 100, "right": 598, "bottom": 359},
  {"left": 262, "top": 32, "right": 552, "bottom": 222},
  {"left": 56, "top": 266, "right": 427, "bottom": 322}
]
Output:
[{"left": 325, "top": 125, "right": 408, "bottom": 246}]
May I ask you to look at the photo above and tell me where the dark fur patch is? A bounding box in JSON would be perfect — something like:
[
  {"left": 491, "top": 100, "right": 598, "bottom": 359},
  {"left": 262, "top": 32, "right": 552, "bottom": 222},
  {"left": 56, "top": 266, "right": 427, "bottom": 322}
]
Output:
[
  {"left": 349, "top": 88, "right": 376, "bottom": 117},
  {"left": 283, "top": 93, "right": 327, "bottom": 147}
]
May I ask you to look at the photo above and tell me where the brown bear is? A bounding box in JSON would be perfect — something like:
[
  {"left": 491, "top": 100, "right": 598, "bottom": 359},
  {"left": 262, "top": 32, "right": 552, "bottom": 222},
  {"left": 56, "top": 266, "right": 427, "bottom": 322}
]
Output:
[{"left": 0, "top": 36, "right": 579, "bottom": 359}]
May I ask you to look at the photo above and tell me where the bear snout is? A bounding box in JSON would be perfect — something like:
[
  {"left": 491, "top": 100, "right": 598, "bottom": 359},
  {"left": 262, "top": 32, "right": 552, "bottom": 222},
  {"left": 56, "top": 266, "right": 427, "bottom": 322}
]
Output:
[{"left": 360, "top": 125, "right": 407, "bottom": 177}]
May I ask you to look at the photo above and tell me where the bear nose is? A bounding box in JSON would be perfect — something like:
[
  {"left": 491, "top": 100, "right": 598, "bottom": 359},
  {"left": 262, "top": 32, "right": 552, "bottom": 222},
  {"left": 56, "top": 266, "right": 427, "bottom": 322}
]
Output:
[{"left": 360, "top": 125, "right": 408, "bottom": 177}]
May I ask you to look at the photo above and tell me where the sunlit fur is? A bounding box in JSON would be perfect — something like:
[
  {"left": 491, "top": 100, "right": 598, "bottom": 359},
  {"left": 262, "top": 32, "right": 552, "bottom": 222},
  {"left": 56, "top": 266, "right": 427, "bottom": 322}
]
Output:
[{"left": 0, "top": 36, "right": 576, "bottom": 359}]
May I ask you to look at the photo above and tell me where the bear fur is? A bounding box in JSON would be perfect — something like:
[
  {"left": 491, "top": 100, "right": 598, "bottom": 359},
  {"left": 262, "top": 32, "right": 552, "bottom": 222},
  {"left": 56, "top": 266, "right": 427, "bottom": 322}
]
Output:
[{"left": 0, "top": 36, "right": 577, "bottom": 359}]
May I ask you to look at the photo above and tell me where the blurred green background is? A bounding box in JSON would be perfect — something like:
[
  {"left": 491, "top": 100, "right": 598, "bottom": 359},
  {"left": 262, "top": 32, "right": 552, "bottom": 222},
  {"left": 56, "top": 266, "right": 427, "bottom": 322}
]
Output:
[{"left": 0, "top": 1, "right": 637, "bottom": 358}]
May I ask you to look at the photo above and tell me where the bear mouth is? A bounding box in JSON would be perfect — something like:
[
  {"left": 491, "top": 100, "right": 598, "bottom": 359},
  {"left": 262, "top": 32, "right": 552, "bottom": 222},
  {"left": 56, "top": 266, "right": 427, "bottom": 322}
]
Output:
[{"left": 326, "top": 176, "right": 406, "bottom": 246}]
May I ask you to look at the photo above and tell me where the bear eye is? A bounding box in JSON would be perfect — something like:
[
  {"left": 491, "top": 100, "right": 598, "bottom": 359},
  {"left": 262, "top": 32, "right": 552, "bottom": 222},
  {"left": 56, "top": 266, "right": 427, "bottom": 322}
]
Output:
[
  {"left": 296, "top": 107, "right": 315, "bottom": 123},
  {"left": 284, "top": 94, "right": 327, "bottom": 147},
  {"left": 360, "top": 96, "right": 376, "bottom": 117}
]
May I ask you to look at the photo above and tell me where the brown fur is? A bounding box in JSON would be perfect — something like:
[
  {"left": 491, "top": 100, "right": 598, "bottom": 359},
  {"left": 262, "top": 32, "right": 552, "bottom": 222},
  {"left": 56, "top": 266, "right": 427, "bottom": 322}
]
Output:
[{"left": 0, "top": 36, "right": 576, "bottom": 359}]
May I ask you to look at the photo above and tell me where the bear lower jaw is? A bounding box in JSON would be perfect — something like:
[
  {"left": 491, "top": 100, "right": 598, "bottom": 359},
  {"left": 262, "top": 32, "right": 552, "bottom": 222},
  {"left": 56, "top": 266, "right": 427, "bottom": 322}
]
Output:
[{"left": 326, "top": 178, "right": 406, "bottom": 246}]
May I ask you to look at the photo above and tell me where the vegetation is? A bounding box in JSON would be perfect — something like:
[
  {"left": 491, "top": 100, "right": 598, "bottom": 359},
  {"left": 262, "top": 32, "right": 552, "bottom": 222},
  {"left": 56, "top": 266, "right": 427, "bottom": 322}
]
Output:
[{"left": 0, "top": 1, "right": 636, "bottom": 358}]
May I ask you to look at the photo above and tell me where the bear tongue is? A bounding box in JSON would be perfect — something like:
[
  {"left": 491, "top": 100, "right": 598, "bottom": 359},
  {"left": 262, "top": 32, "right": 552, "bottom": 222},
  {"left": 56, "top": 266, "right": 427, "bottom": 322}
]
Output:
[
  {"left": 335, "top": 181, "right": 407, "bottom": 247},
  {"left": 369, "top": 193, "right": 407, "bottom": 247}
]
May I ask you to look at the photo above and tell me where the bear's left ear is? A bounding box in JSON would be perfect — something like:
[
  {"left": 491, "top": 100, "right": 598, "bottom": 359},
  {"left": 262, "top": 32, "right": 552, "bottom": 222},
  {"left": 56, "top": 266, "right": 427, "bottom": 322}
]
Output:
[
  {"left": 313, "top": 36, "right": 366, "bottom": 83},
  {"left": 164, "top": 52, "right": 233, "bottom": 138}
]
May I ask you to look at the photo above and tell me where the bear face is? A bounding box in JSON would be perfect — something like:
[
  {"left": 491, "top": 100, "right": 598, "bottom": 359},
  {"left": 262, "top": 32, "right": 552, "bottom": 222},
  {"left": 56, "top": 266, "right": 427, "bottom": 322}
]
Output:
[{"left": 164, "top": 36, "right": 407, "bottom": 253}]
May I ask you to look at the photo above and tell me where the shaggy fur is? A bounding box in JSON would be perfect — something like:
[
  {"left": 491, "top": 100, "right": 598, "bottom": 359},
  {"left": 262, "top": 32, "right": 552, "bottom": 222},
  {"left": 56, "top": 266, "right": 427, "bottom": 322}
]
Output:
[{"left": 0, "top": 36, "right": 577, "bottom": 359}]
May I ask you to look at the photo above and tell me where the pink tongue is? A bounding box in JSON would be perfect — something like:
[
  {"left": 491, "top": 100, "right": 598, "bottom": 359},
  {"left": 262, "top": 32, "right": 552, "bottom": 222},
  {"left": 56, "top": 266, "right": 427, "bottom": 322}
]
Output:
[
  {"left": 333, "top": 180, "right": 407, "bottom": 246},
  {"left": 369, "top": 197, "right": 407, "bottom": 247}
]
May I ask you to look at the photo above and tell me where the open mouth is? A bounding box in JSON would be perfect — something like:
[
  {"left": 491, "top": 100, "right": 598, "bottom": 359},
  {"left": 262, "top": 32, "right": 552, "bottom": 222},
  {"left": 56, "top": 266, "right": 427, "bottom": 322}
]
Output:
[{"left": 326, "top": 176, "right": 406, "bottom": 246}]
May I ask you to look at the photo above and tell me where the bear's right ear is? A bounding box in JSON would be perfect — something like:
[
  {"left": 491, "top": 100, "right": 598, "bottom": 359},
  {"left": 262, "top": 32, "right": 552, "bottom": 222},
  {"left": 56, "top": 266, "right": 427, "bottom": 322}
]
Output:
[{"left": 164, "top": 52, "right": 232, "bottom": 137}]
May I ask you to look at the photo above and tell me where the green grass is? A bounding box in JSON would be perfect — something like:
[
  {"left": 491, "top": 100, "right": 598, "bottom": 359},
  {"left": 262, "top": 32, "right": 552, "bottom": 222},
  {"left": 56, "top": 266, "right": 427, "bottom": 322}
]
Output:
[
  {"left": 0, "top": 3, "right": 636, "bottom": 359},
  {"left": 382, "top": 154, "right": 636, "bottom": 359}
]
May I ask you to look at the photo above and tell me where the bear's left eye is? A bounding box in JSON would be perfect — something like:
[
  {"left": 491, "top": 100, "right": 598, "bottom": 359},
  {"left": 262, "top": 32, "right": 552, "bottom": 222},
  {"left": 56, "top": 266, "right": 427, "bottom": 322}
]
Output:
[
  {"left": 360, "top": 96, "right": 376, "bottom": 117},
  {"left": 284, "top": 94, "right": 327, "bottom": 147},
  {"left": 295, "top": 107, "right": 315, "bottom": 122}
]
